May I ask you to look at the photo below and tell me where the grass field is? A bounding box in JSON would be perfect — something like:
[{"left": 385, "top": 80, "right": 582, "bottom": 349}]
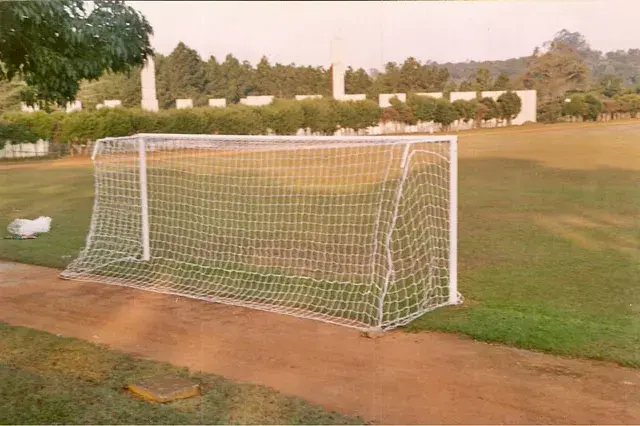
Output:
[
  {"left": 1, "top": 121, "right": 639, "bottom": 366},
  {"left": 0, "top": 323, "right": 361, "bottom": 424}
]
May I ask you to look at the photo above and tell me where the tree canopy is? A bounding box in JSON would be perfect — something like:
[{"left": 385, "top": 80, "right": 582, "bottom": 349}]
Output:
[{"left": 0, "top": 0, "right": 153, "bottom": 107}]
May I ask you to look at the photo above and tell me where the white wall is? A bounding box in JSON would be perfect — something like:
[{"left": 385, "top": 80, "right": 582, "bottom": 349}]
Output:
[
  {"left": 20, "top": 103, "right": 39, "bottom": 113},
  {"left": 208, "top": 98, "right": 226, "bottom": 108},
  {"left": 65, "top": 100, "right": 82, "bottom": 113},
  {"left": 449, "top": 91, "right": 477, "bottom": 102},
  {"left": 379, "top": 93, "right": 407, "bottom": 108},
  {"left": 176, "top": 99, "right": 193, "bottom": 109},
  {"left": 0, "top": 140, "right": 49, "bottom": 159},
  {"left": 480, "top": 90, "right": 537, "bottom": 124},
  {"left": 337, "top": 94, "right": 366, "bottom": 102},
  {"left": 240, "top": 96, "right": 274, "bottom": 106},
  {"left": 415, "top": 92, "right": 443, "bottom": 99},
  {"left": 295, "top": 95, "right": 323, "bottom": 101},
  {"left": 103, "top": 99, "right": 122, "bottom": 108}
]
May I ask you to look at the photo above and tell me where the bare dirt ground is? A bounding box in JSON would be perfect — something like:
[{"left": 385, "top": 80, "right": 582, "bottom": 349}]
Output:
[{"left": 1, "top": 261, "right": 639, "bottom": 424}]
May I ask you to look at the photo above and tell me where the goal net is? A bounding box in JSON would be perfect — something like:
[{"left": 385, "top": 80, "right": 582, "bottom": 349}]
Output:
[{"left": 61, "top": 133, "right": 460, "bottom": 331}]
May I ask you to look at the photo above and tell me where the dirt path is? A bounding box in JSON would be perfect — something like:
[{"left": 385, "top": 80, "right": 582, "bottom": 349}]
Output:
[{"left": 1, "top": 261, "right": 638, "bottom": 424}]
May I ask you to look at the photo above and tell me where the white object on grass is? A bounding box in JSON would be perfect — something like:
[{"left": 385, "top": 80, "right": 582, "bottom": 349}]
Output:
[
  {"left": 61, "top": 133, "right": 460, "bottom": 332},
  {"left": 7, "top": 216, "right": 52, "bottom": 236}
]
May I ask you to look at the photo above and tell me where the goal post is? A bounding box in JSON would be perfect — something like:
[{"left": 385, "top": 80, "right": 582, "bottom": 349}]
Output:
[{"left": 62, "top": 133, "right": 461, "bottom": 331}]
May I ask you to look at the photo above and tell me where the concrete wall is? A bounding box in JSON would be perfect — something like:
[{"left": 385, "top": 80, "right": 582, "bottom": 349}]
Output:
[
  {"left": 20, "top": 103, "right": 39, "bottom": 113},
  {"left": 65, "top": 101, "right": 82, "bottom": 113},
  {"left": 415, "top": 92, "right": 443, "bottom": 99},
  {"left": 379, "top": 93, "right": 407, "bottom": 108},
  {"left": 176, "top": 99, "right": 193, "bottom": 109},
  {"left": 480, "top": 90, "right": 537, "bottom": 124},
  {"left": 449, "top": 91, "right": 477, "bottom": 102},
  {"left": 0, "top": 140, "right": 49, "bottom": 159},
  {"left": 240, "top": 96, "right": 274, "bottom": 106},
  {"left": 295, "top": 95, "right": 323, "bottom": 101},
  {"left": 103, "top": 100, "right": 122, "bottom": 108},
  {"left": 208, "top": 98, "right": 227, "bottom": 107},
  {"left": 337, "top": 94, "right": 366, "bottom": 102}
]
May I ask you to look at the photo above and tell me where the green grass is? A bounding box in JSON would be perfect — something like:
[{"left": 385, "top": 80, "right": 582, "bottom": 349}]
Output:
[
  {"left": 0, "top": 323, "right": 362, "bottom": 425},
  {"left": 1, "top": 122, "right": 639, "bottom": 366}
]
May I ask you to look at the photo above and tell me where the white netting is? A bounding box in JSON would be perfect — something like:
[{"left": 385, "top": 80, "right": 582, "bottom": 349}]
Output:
[{"left": 61, "top": 134, "right": 460, "bottom": 330}]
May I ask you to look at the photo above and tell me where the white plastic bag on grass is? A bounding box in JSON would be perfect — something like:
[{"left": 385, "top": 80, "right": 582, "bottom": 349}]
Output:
[{"left": 7, "top": 216, "right": 52, "bottom": 236}]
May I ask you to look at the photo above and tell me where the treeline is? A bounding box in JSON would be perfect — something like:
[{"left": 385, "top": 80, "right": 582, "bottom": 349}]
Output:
[{"left": 1, "top": 29, "right": 639, "bottom": 125}]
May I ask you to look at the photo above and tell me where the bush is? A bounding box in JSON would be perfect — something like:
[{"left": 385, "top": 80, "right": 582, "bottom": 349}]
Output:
[
  {"left": 0, "top": 119, "right": 38, "bottom": 148},
  {"left": 537, "top": 99, "right": 564, "bottom": 123},
  {"left": 1, "top": 111, "right": 64, "bottom": 141},
  {"left": 477, "top": 97, "right": 499, "bottom": 122},
  {"left": 434, "top": 98, "right": 458, "bottom": 127},
  {"left": 583, "top": 94, "right": 603, "bottom": 121},
  {"left": 451, "top": 99, "right": 476, "bottom": 123},
  {"left": 381, "top": 97, "right": 416, "bottom": 125},
  {"left": 299, "top": 99, "right": 339, "bottom": 135},
  {"left": 497, "top": 91, "right": 522, "bottom": 124},
  {"left": 259, "top": 100, "right": 305, "bottom": 135},
  {"left": 335, "top": 100, "right": 380, "bottom": 130},
  {"left": 406, "top": 94, "right": 437, "bottom": 122},
  {"left": 619, "top": 94, "right": 640, "bottom": 117}
]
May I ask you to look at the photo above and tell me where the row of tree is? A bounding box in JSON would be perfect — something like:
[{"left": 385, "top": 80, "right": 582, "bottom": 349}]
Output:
[
  {"left": 0, "top": 92, "right": 523, "bottom": 147},
  {"left": 69, "top": 29, "right": 639, "bottom": 112}
]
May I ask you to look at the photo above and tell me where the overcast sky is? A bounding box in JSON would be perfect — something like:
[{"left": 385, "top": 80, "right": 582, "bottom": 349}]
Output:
[{"left": 130, "top": 1, "right": 638, "bottom": 70}]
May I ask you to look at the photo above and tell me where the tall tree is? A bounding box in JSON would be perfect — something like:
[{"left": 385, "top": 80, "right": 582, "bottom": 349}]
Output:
[
  {"left": 521, "top": 39, "right": 590, "bottom": 102},
  {"left": 493, "top": 72, "right": 511, "bottom": 90},
  {"left": 0, "top": 0, "right": 152, "bottom": 107},
  {"left": 345, "top": 67, "right": 373, "bottom": 94}
]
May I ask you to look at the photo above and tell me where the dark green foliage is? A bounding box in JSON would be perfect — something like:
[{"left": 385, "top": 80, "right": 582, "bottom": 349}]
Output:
[
  {"left": 259, "top": 99, "right": 305, "bottom": 135},
  {"left": 476, "top": 97, "right": 499, "bottom": 122},
  {"left": 433, "top": 98, "right": 458, "bottom": 127},
  {"left": 381, "top": 97, "right": 416, "bottom": 125},
  {"left": 299, "top": 99, "right": 339, "bottom": 135},
  {"left": 334, "top": 100, "right": 381, "bottom": 131},
  {"left": 583, "top": 94, "right": 603, "bottom": 121},
  {"left": 497, "top": 91, "right": 522, "bottom": 123},
  {"left": 406, "top": 94, "right": 438, "bottom": 122},
  {"left": 452, "top": 99, "right": 477, "bottom": 123},
  {"left": 0, "top": 0, "right": 153, "bottom": 107},
  {"left": 537, "top": 98, "right": 565, "bottom": 123}
]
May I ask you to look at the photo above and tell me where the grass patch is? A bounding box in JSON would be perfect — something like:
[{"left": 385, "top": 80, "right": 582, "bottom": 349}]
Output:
[
  {"left": 0, "top": 323, "right": 363, "bottom": 425},
  {"left": 0, "top": 122, "right": 639, "bottom": 365}
]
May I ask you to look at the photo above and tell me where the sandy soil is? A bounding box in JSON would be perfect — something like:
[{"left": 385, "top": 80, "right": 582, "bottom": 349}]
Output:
[{"left": 1, "top": 260, "right": 638, "bottom": 424}]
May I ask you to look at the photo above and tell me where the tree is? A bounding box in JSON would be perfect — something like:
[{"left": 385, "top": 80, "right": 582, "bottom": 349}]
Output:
[
  {"left": 345, "top": 67, "right": 373, "bottom": 94},
  {"left": 452, "top": 99, "right": 476, "bottom": 123},
  {"left": 521, "top": 39, "right": 590, "bottom": 103},
  {"left": 583, "top": 94, "right": 603, "bottom": 121},
  {"left": 599, "top": 74, "right": 624, "bottom": 98},
  {"left": 0, "top": 0, "right": 152, "bottom": 107},
  {"left": 476, "top": 97, "right": 499, "bottom": 122},
  {"left": 497, "top": 91, "right": 522, "bottom": 124},
  {"left": 493, "top": 72, "right": 511, "bottom": 90},
  {"left": 434, "top": 98, "right": 458, "bottom": 129},
  {"left": 473, "top": 68, "right": 492, "bottom": 91}
]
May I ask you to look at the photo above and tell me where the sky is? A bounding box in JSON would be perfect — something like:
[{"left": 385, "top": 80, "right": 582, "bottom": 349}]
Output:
[{"left": 130, "top": 1, "right": 639, "bottom": 70}]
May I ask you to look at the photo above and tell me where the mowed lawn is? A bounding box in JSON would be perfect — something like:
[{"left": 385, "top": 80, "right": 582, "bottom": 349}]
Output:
[{"left": 1, "top": 120, "right": 639, "bottom": 366}]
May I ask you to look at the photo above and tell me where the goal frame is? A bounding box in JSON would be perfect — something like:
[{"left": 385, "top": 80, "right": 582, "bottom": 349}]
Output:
[{"left": 79, "top": 133, "right": 459, "bottom": 331}]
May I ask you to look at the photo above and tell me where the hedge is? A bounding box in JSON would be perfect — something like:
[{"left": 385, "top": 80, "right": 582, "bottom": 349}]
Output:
[{"left": 3, "top": 92, "right": 638, "bottom": 143}]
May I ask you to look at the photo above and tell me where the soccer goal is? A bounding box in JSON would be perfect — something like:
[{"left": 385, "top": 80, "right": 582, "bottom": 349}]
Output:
[{"left": 61, "top": 133, "right": 461, "bottom": 331}]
